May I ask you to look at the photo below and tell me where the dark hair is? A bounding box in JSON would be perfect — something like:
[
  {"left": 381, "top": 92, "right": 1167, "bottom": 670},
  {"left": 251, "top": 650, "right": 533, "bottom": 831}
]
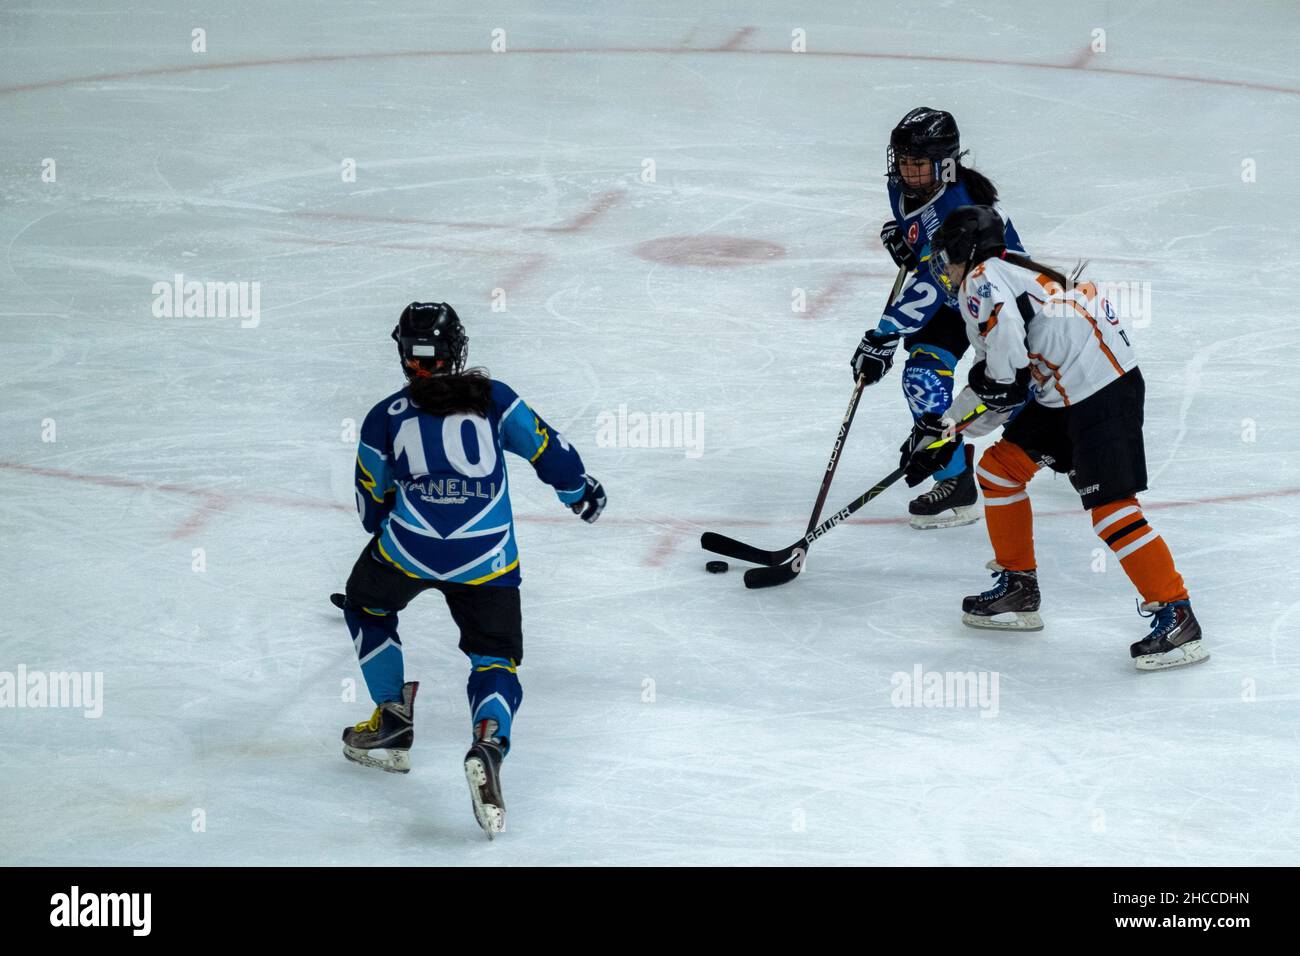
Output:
[
  {"left": 408, "top": 367, "right": 493, "bottom": 417},
  {"left": 1000, "top": 251, "right": 1084, "bottom": 292},
  {"left": 957, "top": 164, "right": 999, "bottom": 204}
]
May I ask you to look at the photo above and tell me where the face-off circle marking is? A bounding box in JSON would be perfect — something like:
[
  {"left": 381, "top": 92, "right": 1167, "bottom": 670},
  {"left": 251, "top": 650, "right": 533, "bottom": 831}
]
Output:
[{"left": 633, "top": 235, "right": 786, "bottom": 268}]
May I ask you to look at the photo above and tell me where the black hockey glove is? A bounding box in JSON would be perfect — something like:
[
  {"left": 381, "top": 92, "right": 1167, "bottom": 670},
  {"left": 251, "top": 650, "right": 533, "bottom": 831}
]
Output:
[
  {"left": 880, "top": 220, "right": 917, "bottom": 271},
  {"left": 899, "top": 413, "right": 959, "bottom": 487},
  {"left": 851, "top": 331, "right": 899, "bottom": 385},
  {"left": 968, "top": 361, "right": 1031, "bottom": 413},
  {"left": 570, "top": 476, "right": 606, "bottom": 523}
]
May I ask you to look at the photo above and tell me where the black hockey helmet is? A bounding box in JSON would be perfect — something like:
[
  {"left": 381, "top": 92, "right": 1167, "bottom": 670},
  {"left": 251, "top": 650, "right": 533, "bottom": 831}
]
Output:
[
  {"left": 928, "top": 205, "right": 1006, "bottom": 292},
  {"left": 392, "top": 302, "right": 468, "bottom": 378},
  {"left": 887, "top": 107, "right": 963, "bottom": 198}
]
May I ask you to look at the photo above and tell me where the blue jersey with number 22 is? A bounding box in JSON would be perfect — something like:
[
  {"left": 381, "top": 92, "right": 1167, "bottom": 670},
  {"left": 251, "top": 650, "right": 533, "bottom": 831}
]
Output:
[{"left": 353, "top": 380, "right": 587, "bottom": 587}]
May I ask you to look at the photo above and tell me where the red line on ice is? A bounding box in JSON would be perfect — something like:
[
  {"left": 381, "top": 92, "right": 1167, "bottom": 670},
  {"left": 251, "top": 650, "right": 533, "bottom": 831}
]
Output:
[
  {"left": 644, "top": 531, "right": 683, "bottom": 567},
  {"left": 289, "top": 210, "right": 522, "bottom": 233},
  {"left": 1070, "top": 45, "right": 1096, "bottom": 70},
  {"left": 276, "top": 191, "right": 622, "bottom": 294},
  {"left": 642, "top": 521, "right": 698, "bottom": 566},
  {"left": 265, "top": 235, "right": 551, "bottom": 294},
  {"left": 169, "top": 493, "right": 232, "bottom": 540},
  {"left": 4, "top": 460, "right": 1300, "bottom": 538},
  {"left": 541, "top": 190, "right": 626, "bottom": 234},
  {"left": 268, "top": 235, "right": 518, "bottom": 257},
  {"left": 499, "top": 252, "right": 550, "bottom": 292},
  {"left": 715, "top": 27, "right": 757, "bottom": 52},
  {"left": 0, "top": 461, "right": 347, "bottom": 513},
  {"left": 805, "top": 269, "right": 880, "bottom": 321},
  {"left": 4, "top": 46, "right": 1300, "bottom": 99},
  {"left": 287, "top": 189, "right": 624, "bottom": 237}
]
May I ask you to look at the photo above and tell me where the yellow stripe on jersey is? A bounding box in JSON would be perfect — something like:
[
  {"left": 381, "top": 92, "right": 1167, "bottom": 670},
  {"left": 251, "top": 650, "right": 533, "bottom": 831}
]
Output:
[
  {"left": 910, "top": 347, "right": 952, "bottom": 372},
  {"left": 356, "top": 455, "right": 385, "bottom": 503},
  {"left": 376, "top": 538, "right": 519, "bottom": 585},
  {"left": 529, "top": 417, "right": 550, "bottom": 462},
  {"left": 375, "top": 538, "right": 422, "bottom": 579},
  {"left": 466, "top": 558, "right": 520, "bottom": 585}
]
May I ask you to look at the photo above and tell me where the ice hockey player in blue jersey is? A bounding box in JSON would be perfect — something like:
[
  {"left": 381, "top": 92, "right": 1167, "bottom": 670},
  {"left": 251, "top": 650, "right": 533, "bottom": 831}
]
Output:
[
  {"left": 338, "top": 302, "right": 606, "bottom": 839},
  {"left": 851, "top": 107, "right": 1025, "bottom": 529}
]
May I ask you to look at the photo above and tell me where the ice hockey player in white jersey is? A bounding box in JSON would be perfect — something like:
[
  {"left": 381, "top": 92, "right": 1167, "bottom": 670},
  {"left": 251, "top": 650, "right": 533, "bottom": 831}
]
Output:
[{"left": 901, "top": 206, "right": 1206, "bottom": 670}]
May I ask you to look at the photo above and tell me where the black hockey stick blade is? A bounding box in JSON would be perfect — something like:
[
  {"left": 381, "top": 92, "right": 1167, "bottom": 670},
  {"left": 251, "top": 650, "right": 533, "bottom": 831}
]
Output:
[
  {"left": 705, "top": 267, "right": 909, "bottom": 574},
  {"left": 330, "top": 592, "right": 346, "bottom": 610},
  {"left": 743, "top": 557, "right": 803, "bottom": 589},
  {"left": 700, "top": 531, "right": 789, "bottom": 566},
  {"left": 739, "top": 406, "right": 993, "bottom": 590}
]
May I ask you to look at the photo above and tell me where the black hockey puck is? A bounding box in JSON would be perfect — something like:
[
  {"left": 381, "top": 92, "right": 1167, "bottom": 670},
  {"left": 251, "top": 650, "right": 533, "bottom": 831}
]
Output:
[{"left": 705, "top": 560, "right": 729, "bottom": 574}]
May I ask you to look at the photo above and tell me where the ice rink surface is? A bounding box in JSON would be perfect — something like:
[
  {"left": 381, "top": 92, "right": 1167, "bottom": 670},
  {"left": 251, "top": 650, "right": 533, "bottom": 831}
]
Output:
[{"left": 2, "top": 1, "right": 1299, "bottom": 865}]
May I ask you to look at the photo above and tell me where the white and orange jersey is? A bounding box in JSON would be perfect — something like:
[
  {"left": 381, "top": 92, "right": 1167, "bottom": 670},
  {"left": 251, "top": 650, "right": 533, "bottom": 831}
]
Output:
[{"left": 959, "top": 256, "right": 1138, "bottom": 408}]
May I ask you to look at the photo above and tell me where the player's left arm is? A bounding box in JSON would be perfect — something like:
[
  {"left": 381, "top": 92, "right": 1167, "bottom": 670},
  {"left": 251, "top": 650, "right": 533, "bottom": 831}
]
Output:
[{"left": 491, "top": 382, "right": 605, "bottom": 522}]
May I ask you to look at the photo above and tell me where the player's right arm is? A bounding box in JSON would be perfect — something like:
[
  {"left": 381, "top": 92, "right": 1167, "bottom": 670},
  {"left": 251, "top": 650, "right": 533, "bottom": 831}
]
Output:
[
  {"left": 851, "top": 269, "right": 949, "bottom": 385},
  {"left": 968, "top": 260, "right": 1033, "bottom": 387},
  {"left": 354, "top": 400, "right": 396, "bottom": 535}
]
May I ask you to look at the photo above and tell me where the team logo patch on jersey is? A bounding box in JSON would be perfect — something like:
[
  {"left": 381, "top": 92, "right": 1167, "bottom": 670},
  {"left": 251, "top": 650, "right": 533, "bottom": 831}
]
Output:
[
  {"left": 907, "top": 221, "right": 919, "bottom": 245},
  {"left": 966, "top": 295, "right": 980, "bottom": 319}
]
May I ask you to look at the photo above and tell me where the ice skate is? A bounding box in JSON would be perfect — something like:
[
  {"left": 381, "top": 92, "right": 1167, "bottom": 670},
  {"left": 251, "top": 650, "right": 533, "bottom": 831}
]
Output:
[
  {"left": 342, "top": 681, "right": 418, "bottom": 773},
  {"left": 1131, "top": 600, "right": 1208, "bottom": 671},
  {"left": 962, "top": 560, "right": 1043, "bottom": 631},
  {"left": 464, "top": 719, "right": 507, "bottom": 839},
  {"left": 909, "top": 446, "right": 979, "bottom": 529}
]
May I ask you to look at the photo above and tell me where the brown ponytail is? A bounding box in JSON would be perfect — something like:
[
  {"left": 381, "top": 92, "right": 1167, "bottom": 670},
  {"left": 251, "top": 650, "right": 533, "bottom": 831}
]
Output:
[
  {"left": 957, "top": 164, "right": 999, "bottom": 204},
  {"left": 408, "top": 367, "right": 494, "bottom": 417}
]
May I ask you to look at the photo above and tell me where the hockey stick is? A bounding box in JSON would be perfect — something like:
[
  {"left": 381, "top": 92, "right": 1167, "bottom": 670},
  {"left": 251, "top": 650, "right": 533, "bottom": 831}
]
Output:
[
  {"left": 742, "top": 403, "right": 992, "bottom": 589},
  {"left": 700, "top": 374, "right": 865, "bottom": 565},
  {"left": 701, "top": 263, "right": 910, "bottom": 566}
]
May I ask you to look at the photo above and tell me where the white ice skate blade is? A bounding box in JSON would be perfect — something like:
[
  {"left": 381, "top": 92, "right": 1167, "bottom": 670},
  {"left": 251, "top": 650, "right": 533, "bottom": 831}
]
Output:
[
  {"left": 910, "top": 506, "right": 980, "bottom": 530},
  {"left": 464, "top": 756, "right": 505, "bottom": 840},
  {"left": 1134, "top": 640, "right": 1210, "bottom": 671},
  {"left": 343, "top": 745, "right": 411, "bottom": 774},
  {"left": 962, "top": 610, "right": 1044, "bottom": 632}
]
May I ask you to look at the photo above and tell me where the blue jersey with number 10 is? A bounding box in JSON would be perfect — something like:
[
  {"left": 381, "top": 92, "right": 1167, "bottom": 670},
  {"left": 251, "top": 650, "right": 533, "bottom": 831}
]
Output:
[{"left": 353, "top": 380, "right": 587, "bottom": 587}]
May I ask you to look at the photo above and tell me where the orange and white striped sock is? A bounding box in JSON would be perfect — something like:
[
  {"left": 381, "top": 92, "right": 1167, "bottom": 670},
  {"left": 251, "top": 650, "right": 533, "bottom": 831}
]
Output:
[
  {"left": 976, "top": 440, "right": 1041, "bottom": 572},
  {"left": 1091, "top": 497, "right": 1188, "bottom": 604}
]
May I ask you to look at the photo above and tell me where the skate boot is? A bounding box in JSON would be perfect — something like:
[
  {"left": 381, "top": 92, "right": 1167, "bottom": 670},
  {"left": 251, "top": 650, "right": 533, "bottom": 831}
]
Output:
[
  {"left": 961, "top": 560, "right": 1044, "bottom": 631},
  {"left": 1131, "top": 600, "right": 1208, "bottom": 670},
  {"left": 909, "top": 445, "right": 979, "bottom": 529},
  {"left": 464, "top": 719, "right": 506, "bottom": 840},
  {"left": 342, "top": 681, "right": 418, "bottom": 773}
]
